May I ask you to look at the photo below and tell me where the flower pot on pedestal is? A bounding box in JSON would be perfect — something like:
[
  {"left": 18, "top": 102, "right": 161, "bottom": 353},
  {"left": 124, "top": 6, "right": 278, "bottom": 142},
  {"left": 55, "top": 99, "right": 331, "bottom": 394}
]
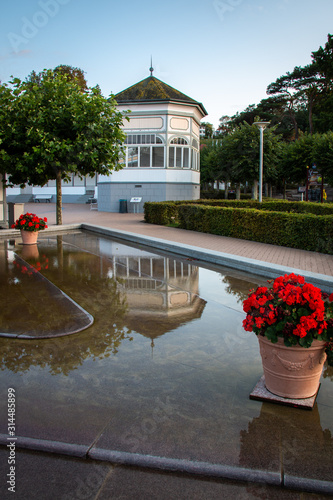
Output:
[
  {"left": 20, "top": 230, "right": 38, "bottom": 245},
  {"left": 258, "top": 335, "right": 326, "bottom": 399},
  {"left": 242, "top": 273, "right": 333, "bottom": 406}
]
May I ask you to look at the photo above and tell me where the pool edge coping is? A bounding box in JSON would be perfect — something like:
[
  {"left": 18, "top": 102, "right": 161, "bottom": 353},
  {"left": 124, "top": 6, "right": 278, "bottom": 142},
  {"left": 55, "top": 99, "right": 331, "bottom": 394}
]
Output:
[{"left": 0, "top": 434, "right": 332, "bottom": 495}]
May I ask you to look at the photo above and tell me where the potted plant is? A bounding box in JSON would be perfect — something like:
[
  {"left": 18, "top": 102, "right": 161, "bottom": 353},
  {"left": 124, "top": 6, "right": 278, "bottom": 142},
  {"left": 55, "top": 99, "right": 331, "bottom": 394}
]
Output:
[
  {"left": 243, "top": 273, "right": 333, "bottom": 399},
  {"left": 11, "top": 212, "right": 48, "bottom": 245}
]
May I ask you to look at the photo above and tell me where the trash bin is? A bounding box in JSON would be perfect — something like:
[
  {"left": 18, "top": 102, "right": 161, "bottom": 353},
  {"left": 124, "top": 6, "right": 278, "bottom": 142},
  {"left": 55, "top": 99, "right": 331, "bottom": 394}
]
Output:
[
  {"left": 119, "top": 199, "right": 127, "bottom": 213},
  {"left": 8, "top": 203, "right": 25, "bottom": 227}
]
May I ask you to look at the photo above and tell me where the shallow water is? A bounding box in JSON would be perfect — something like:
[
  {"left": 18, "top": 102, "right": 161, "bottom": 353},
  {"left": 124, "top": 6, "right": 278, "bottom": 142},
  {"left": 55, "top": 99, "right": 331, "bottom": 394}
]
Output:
[{"left": 0, "top": 231, "right": 332, "bottom": 481}]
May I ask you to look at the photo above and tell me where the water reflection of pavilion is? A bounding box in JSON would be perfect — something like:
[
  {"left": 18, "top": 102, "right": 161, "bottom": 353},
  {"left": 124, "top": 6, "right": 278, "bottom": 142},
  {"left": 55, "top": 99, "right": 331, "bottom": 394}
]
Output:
[
  {"left": 34, "top": 234, "right": 207, "bottom": 340},
  {"left": 110, "top": 253, "right": 207, "bottom": 339}
]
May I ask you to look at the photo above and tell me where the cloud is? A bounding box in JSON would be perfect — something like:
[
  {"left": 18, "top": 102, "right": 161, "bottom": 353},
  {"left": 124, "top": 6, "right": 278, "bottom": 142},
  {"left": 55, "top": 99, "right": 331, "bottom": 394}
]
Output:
[
  {"left": 12, "top": 49, "right": 32, "bottom": 57},
  {"left": 0, "top": 49, "right": 32, "bottom": 61}
]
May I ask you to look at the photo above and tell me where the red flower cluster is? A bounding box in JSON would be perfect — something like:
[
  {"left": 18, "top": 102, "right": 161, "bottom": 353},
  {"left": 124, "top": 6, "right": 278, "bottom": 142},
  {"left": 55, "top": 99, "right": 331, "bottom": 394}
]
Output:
[
  {"left": 243, "top": 273, "right": 329, "bottom": 342},
  {"left": 11, "top": 213, "right": 48, "bottom": 232}
]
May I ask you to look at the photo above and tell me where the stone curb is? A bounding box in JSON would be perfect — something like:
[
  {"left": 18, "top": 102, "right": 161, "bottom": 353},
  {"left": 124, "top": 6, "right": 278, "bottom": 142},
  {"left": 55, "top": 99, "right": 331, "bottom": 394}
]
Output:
[
  {"left": 1, "top": 434, "right": 333, "bottom": 495},
  {"left": 0, "top": 224, "right": 82, "bottom": 238}
]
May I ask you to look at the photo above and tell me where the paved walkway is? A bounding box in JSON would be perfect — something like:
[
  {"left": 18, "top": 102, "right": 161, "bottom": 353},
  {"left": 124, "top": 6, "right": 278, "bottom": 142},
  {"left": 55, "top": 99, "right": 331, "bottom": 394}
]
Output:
[{"left": 25, "top": 202, "right": 333, "bottom": 277}]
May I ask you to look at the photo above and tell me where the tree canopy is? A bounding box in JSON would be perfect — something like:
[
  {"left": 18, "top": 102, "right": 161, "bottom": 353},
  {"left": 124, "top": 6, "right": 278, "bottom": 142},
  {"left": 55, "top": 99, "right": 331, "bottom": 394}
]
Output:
[
  {"left": 209, "top": 34, "right": 333, "bottom": 196},
  {"left": 223, "top": 34, "right": 333, "bottom": 139},
  {"left": 200, "top": 122, "right": 284, "bottom": 197},
  {"left": 0, "top": 70, "right": 127, "bottom": 224}
]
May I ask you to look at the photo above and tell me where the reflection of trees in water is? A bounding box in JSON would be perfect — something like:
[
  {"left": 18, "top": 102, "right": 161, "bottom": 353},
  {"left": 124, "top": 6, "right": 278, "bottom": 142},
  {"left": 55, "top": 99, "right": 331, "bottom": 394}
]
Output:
[
  {"left": 0, "top": 246, "right": 130, "bottom": 376},
  {"left": 221, "top": 275, "right": 263, "bottom": 304}
]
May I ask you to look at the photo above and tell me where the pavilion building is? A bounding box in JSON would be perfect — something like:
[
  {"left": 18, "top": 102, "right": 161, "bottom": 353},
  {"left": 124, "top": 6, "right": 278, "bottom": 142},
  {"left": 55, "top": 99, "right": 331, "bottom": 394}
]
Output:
[{"left": 97, "top": 71, "right": 207, "bottom": 212}]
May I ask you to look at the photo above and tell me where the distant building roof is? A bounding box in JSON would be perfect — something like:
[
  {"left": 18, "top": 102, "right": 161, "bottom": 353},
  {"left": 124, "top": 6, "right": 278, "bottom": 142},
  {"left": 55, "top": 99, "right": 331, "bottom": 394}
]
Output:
[{"left": 115, "top": 76, "right": 207, "bottom": 116}]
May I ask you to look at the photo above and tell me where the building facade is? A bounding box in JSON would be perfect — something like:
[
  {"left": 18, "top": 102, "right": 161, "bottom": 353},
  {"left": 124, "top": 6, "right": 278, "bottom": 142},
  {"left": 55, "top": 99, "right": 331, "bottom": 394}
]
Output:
[{"left": 98, "top": 74, "right": 207, "bottom": 213}]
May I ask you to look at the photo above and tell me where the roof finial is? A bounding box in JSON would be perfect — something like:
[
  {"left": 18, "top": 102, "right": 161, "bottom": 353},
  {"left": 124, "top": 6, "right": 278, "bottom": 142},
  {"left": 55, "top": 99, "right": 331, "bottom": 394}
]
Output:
[{"left": 149, "top": 56, "right": 154, "bottom": 77}]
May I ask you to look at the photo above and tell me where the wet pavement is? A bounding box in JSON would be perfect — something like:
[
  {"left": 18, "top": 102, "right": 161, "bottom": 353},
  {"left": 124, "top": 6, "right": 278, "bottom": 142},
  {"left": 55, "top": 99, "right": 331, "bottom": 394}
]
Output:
[{"left": 0, "top": 203, "right": 333, "bottom": 499}]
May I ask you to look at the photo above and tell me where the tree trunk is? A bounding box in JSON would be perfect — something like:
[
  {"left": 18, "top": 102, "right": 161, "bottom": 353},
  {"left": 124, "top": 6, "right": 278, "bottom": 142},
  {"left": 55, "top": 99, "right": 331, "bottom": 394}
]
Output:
[
  {"left": 236, "top": 183, "right": 241, "bottom": 200},
  {"left": 56, "top": 171, "right": 62, "bottom": 225},
  {"left": 224, "top": 179, "right": 229, "bottom": 199},
  {"left": 308, "top": 97, "right": 314, "bottom": 135},
  {"left": 252, "top": 180, "right": 258, "bottom": 200}
]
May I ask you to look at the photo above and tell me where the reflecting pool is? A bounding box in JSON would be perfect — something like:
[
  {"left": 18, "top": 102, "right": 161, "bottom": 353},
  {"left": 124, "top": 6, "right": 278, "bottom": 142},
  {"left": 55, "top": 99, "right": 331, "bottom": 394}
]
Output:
[{"left": 0, "top": 230, "right": 332, "bottom": 483}]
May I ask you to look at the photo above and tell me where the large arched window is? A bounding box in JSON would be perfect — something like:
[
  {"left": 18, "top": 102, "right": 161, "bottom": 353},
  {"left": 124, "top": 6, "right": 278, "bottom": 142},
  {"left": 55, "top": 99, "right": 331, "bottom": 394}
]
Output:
[{"left": 169, "top": 137, "right": 190, "bottom": 169}]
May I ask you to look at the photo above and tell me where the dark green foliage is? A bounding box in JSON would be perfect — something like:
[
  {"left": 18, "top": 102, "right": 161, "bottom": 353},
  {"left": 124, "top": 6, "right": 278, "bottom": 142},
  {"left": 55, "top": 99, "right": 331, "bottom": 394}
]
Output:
[
  {"left": 144, "top": 201, "right": 333, "bottom": 254},
  {"left": 143, "top": 201, "right": 180, "bottom": 225}
]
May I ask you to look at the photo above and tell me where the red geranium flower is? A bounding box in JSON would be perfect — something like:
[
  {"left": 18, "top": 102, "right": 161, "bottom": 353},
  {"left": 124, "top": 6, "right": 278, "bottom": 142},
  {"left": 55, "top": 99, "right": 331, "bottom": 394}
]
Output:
[
  {"left": 242, "top": 273, "right": 332, "bottom": 353},
  {"left": 12, "top": 213, "right": 48, "bottom": 232}
]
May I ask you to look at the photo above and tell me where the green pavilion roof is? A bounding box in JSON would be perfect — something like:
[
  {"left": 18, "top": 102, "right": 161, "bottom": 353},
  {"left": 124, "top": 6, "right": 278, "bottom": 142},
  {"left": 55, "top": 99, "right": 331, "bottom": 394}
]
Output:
[{"left": 115, "top": 76, "right": 207, "bottom": 116}]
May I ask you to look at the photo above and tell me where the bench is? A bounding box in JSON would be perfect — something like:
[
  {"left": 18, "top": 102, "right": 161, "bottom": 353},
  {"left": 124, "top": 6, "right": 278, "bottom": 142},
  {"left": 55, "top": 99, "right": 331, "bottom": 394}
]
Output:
[{"left": 34, "top": 195, "right": 53, "bottom": 203}]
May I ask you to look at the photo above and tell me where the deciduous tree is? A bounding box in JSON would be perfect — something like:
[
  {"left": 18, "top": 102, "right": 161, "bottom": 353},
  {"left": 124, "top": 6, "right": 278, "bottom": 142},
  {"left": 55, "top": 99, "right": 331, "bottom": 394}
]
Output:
[{"left": 0, "top": 70, "right": 127, "bottom": 224}]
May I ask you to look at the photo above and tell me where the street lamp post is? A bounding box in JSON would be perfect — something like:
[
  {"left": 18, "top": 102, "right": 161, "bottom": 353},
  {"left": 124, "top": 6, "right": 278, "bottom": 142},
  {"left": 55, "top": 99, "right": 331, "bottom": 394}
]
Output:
[{"left": 254, "top": 121, "right": 270, "bottom": 202}]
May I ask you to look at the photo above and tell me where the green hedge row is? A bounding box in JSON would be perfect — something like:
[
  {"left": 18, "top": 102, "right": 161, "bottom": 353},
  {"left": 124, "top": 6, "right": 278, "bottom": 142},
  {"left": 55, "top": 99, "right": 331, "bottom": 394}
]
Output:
[
  {"left": 144, "top": 199, "right": 333, "bottom": 223},
  {"left": 178, "top": 204, "right": 333, "bottom": 254},
  {"left": 144, "top": 201, "right": 180, "bottom": 225},
  {"left": 143, "top": 201, "right": 333, "bottom": 254},
  {"left": 188, "top": 199, "right": 333, "bottom": 215}
]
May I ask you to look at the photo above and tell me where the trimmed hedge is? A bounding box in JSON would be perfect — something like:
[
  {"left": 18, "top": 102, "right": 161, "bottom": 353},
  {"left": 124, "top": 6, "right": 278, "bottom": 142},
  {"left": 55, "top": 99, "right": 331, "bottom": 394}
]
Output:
[
  {"left": 144, "top": 199, "right": 333, "bottom": 224},
  {"left": 144, "top": 201, "right": 333, "bottom": 254},
  {"left": 144, "top": 201, "right": 180, "bottom": 225},
  {"left": 178, "top": 204, "right": 333, "bottom": 253}
]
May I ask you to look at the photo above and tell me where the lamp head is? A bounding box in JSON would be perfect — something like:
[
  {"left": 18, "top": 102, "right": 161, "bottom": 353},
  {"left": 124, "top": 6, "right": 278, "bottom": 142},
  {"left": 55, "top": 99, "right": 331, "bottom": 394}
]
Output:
[{"left": 254, "top": 121, "right": 270, "bottom": 130}]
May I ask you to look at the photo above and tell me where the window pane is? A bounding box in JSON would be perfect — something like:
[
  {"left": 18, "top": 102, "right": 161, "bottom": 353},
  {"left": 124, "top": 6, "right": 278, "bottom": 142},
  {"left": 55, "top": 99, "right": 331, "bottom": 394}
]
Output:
[
  {"left": 191, "top": 150, "right": 197, "bottom": 170},
  {"left": 171, "top": 137, "right": 188, "bottom": 145},
  {"left": 169, "top": 147, "right": 174, "bottom": 167},
  {"left": 183, "top": 148, "right": 189, "bottom": 168},
  {"left": 140, "top": 147, "right": 150, "bottom": 167},
  {"left": 152, "top": 147, "right": 164, "bottom": 167},
  {"left": 176, "top": 147, "right": 181, "bottom": 167},
  {"left": 128, "top": 147, "right": 138, "bottom": 167}
]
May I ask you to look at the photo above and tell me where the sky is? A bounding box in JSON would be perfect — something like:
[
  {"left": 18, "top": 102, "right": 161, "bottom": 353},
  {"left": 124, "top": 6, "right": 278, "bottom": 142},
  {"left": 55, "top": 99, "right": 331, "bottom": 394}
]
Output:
[{"left": 0, "top": 0, "right": 333, "bottom": 129}]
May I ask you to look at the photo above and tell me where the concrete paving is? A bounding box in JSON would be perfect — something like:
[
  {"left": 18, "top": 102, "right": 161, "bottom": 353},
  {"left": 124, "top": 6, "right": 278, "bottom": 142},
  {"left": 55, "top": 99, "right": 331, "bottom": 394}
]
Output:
[{"left": 1, "top": 203, "right": 333, "bottom": 499}]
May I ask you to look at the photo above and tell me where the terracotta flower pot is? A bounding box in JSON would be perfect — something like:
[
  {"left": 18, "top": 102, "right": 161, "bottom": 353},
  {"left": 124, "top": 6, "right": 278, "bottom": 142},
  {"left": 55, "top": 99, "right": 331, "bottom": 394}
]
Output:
[
  {"left": 258, "top": 335, "right": 327, "bottom": 399},
  {"left": 20, "top": 230, "right": 38, "bottom": 245}
]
